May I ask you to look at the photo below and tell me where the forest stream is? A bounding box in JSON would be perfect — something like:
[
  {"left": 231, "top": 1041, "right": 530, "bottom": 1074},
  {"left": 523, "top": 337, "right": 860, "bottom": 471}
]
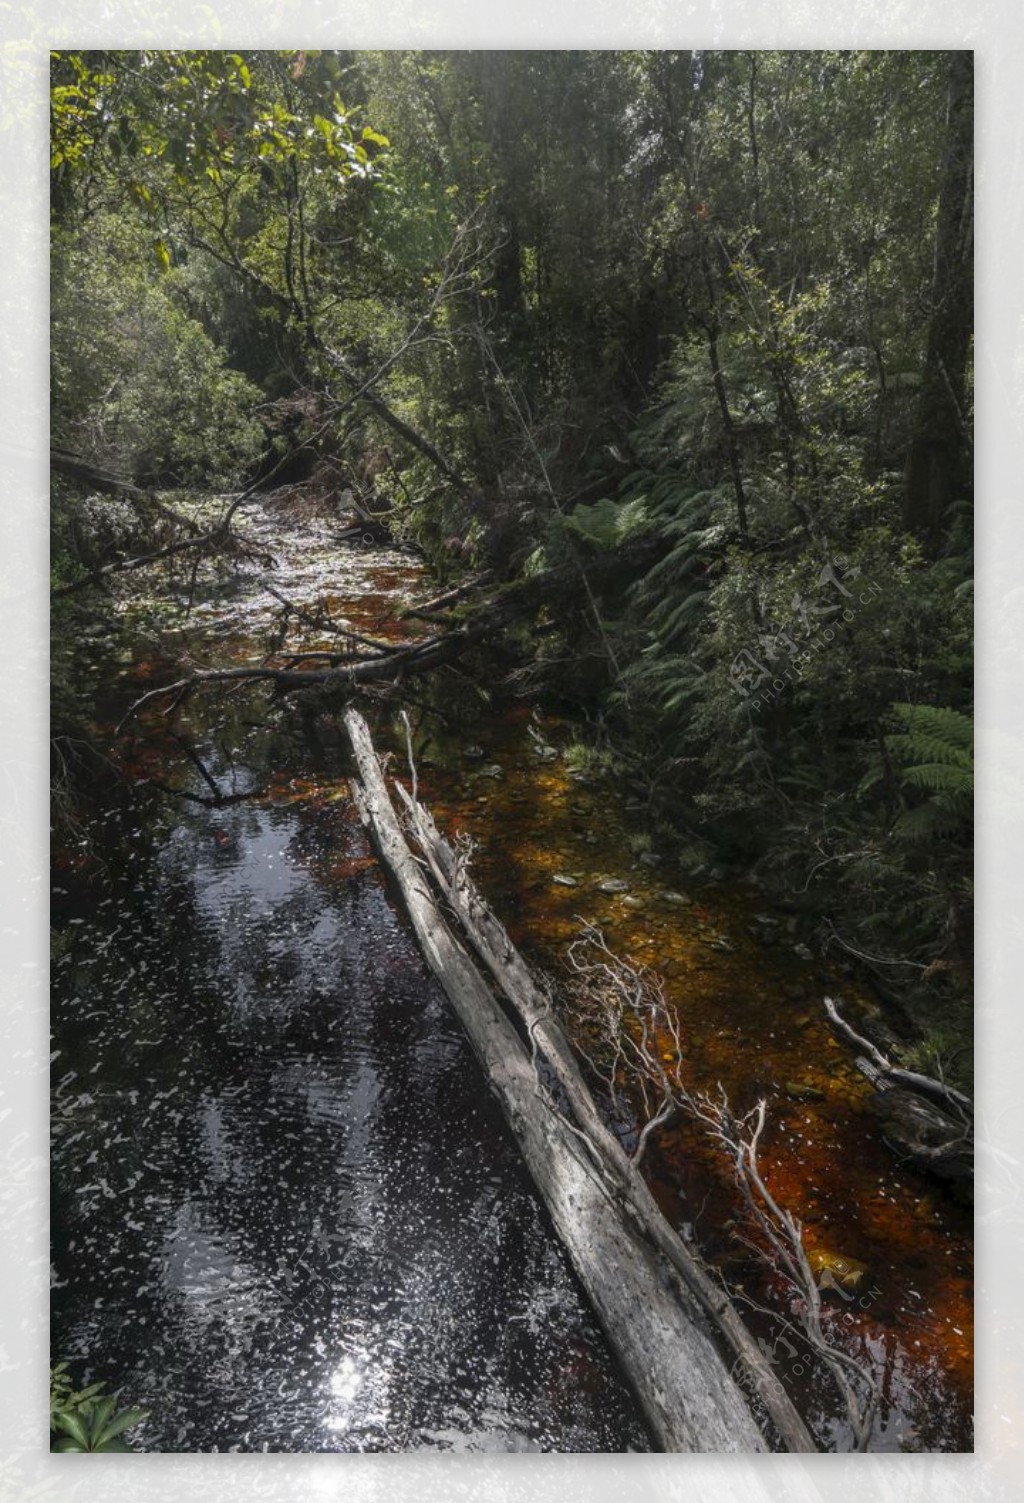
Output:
[{"left": 50, "top": 499, "right": 973, "bottom": 1453}]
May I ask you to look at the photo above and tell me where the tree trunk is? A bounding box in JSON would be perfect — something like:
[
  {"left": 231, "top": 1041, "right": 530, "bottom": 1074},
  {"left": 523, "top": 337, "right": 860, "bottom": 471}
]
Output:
[
  {"left": 393, "top": 776, "right": 818, "bottom": 1453},
  {"left": 700, "top": 252, "right": 751, "bottom": 545},
  {"left": 903, "top": 51, "right": 973, "bottom": 544},
  {"left": 343, "top": 707, "right": 811, "bottom": 1453}
]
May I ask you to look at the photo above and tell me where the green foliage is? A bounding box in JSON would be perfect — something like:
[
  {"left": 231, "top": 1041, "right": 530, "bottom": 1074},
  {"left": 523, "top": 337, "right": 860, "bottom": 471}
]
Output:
[
  {"left": 48, "top": 47, "right": 971, "bottom": 1018},
  {"left": 563, "top": 737, "right": 620, "bottom": 781},
  {"left": 887, "top": 703, "right": 973, "bottom": 843},
  {"left": 51, "top": 218, "right": 264, "bottom": 487},
  {"left": 897, "top": 1028, "right": 971, "bottom": 1091},
  {"left": 50, "top": 1362, "right": 149, "bottom": 1452},
  {"left": 51, "top": 50, "right": 385, "bottom": 200}
]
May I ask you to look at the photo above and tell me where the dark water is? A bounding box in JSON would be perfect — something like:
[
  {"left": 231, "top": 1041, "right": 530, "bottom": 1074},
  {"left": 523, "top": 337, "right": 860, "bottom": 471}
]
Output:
[
  {"left": 51, "top": 730, "right": 651, "bottom": 1452},
  {"left": 51, "top": 506, "right": 972, "bottom": 1453}
]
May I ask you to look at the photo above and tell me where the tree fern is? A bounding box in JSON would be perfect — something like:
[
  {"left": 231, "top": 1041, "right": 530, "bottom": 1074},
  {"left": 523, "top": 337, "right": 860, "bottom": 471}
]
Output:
[
  {"left": 558, "top": 493, "right": 653, "bottom": 551},
  {"left": 887, "top": 703, "right": 972, "bottom": 755},
  {"left": 886, "top": 703, "right": 972, "bottom": 844}
]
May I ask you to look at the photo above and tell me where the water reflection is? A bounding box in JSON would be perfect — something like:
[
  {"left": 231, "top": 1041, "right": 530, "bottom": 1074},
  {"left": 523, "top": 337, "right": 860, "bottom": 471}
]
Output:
[
  {"left": 52, "top": 502, "right": 971, "bottom": 1452},
  {"left": 51, "top": 771, "right": 651, "bottom": 1452}
]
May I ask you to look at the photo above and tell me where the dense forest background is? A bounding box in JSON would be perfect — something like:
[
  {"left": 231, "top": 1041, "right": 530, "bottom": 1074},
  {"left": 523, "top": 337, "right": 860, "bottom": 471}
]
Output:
[{"left": 51, "top": 49, "right": 973, "bottom": 1073}]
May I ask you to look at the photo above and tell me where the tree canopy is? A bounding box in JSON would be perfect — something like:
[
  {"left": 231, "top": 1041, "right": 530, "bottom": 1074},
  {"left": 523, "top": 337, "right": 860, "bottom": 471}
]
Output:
[{"left": 51, "top": 48, "right": 973, "bottom": 1043}]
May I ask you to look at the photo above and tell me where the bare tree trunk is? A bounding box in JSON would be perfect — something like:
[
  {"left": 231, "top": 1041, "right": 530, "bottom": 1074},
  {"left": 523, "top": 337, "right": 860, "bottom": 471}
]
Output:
[
  {"left": 391, "top": 776, "right": 818, "bottom": 1453},
  {"left": 903, "top": 50, "right": 973, "bottom": 543},
  {"left": 699, "top": 252, "right": 751, "bottom": 544},
  {"left": 344, "top": 707, "right": 819, "bottom": 1452}
]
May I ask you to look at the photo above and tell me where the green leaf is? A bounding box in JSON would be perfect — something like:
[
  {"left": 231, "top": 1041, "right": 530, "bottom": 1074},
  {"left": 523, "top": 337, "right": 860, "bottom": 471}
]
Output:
[
  {"left": 87, "top": 1396, "right": 117, "bottom": 1436},
  {"left": 53, "top": 1410, "right": 89, "bottom": 1448},
  {"left": 72, "top": 1382, "right": 106, "bottom": 1405},
  {"left": 94, "top": 1407, "right": 150, "bottom": 1447}
]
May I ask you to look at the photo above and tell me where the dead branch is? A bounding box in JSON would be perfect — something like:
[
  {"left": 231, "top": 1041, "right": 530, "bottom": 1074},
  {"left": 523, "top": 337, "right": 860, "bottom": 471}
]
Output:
[
  {"left": 262, "top": 583, "right": 400, "bottom": 656},
  {"left": 141, "top": 778, "right": 263, "bottom": 809},
  {"left": 696, "top": 1093, "right": 882, "bottom": 1451},
  {"left": 564, "top": 929, "right": 883, "bottom": 1450},
  {"left": 823, "top": 997, "right": 973, "bottom": 1117},
  {"left": 824, "top": 998, "right": 973, "bottom": 1188}
]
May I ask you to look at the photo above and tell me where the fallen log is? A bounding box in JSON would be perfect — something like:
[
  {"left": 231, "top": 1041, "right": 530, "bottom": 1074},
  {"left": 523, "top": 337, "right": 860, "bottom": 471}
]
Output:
[
  {"left": 392, "top": 776, "right": 817, "bottom": 1454},
  {"left": 116, "top": 534, "right": 666, "bottom": 720},
  {"left": 344, "top": 707, "right": 788, "bottom": 1453},
  {"left": 115, "top": 586, "right": 528, "bottom": 726},
  {"left": 399, "top": 573, "right": 495, "bottom": 620}
]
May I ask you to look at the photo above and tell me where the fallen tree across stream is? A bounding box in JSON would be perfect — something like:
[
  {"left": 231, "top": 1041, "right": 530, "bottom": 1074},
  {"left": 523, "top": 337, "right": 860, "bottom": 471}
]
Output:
[
  {"left": 343, "top": 706, "right": 818, "bottom": 1454},
  {"left": 117, "top": 533, "right": 665, "bottom": 726}
]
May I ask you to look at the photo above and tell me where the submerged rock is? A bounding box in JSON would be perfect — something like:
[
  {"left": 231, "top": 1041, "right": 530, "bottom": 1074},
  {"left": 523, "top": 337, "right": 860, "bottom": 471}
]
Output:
[
  {"left": 784, "top": 1080, "right": 826, "bottom": 1102},
  {"left": 807, "top": 1247, "right": 869, "bottom": 1291}
]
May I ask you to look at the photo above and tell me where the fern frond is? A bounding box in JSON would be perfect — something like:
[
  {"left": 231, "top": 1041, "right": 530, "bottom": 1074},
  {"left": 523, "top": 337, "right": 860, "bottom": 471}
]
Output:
[
  {"left": 886, "top": 733, "right": 972, "bottom": 770},
  {"left": 560, "top": 494, "right": 653, "bottom": 551},
  {"left": 893, "top": 805, "right": 970, "bottom": 843},
  {"left": 900, "top": 762, "right": 973, "bottom": 799},
  {"left": 889, "top": 703, "right": 972, "bottom": 753},
  {"left": 648, "top": 591, "right": 709, "bottom": 643}
]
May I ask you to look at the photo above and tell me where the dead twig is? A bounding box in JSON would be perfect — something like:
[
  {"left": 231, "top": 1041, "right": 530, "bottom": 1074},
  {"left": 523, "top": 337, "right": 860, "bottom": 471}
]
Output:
[{"left": 563, "top": 927, "right": 884, "bottom": 1449}]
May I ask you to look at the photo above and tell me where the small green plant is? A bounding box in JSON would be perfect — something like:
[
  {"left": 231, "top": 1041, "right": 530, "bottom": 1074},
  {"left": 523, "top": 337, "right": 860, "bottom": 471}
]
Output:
[
  {"left": 562, "top": 738, "right": 618, "bottom": 781},
  {"left": 897, "top": 1029, "right": 972, "bottom": 1092},
  {"left": 50, "top": 1362, "right": 149, "bottom": 1452}
]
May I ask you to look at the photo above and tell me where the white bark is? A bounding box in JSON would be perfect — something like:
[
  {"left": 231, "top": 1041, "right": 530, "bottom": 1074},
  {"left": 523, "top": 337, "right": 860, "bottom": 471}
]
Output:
[
  {"left": 344, "top": 707, "right": 783, "bottom": 1453},
  {"left": 392, "top": 775, "right": 817, "bottom": 1453}
]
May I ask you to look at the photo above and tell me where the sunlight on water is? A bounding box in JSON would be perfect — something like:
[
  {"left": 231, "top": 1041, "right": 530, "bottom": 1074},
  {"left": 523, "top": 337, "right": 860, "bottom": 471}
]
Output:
[{"left": 52, "top": 502, "right": 971, "bottom": 1452}]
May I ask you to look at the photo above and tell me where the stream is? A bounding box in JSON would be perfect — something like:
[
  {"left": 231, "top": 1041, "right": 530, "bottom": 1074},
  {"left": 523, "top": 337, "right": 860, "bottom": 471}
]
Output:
[{"left": 50, "top": 497, "right": 973, "bottom": 1453}]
